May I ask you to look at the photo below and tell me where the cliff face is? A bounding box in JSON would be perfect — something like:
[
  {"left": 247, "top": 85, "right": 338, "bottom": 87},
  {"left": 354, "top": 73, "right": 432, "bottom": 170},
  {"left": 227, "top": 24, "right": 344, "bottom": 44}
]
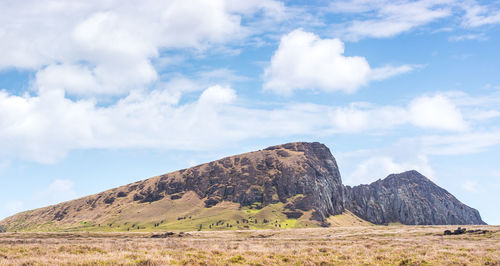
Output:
[
  {"left": 0, "top": 142, "right": 486, "bottom": 232},
  {"left": 0, "top": 142, "right": 346, "bottom": 231},
  {"left": 142, "top": 141, "right": 345, "bottom": 221},
  {"left": 343, "top": 170, "right": 486, "bottom": 225}
]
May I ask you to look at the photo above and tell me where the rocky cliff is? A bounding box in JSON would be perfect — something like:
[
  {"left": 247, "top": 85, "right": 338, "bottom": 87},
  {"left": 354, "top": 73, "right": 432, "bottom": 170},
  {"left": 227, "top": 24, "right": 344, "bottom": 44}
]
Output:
[
  {"left": 344, "top": 170, "right": 485, "bottom": 225},
  {"left": 0, "top": 142, "right": 346, "bottom": 231},
  {"left": 132, "top": 141, "right": 345, "bottom": 221},
  {"left": 0, "top": 142, "right": 485, "bottom": 231}
]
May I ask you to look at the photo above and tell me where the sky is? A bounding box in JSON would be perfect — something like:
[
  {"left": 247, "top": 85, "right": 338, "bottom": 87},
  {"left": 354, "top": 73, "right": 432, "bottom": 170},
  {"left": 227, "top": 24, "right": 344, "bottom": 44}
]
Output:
[{"left": 0, "top": 0, "right": 499, "bottom": 224}]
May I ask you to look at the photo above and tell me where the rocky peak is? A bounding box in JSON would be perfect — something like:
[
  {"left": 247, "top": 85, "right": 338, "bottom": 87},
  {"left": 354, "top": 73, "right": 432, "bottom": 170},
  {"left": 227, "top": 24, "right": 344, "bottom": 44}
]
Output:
[
  {"left": 344, "top": 170, "right": 486, "bottom": 225},
  {"left": 130, "top": 142, "right": 345, "bottom": 221},
  {"left": 382, "top": 170, "right": 430, "bottom": 183},
  {"left": 0, "top": 143, "right": 486, "bottom": 232}
]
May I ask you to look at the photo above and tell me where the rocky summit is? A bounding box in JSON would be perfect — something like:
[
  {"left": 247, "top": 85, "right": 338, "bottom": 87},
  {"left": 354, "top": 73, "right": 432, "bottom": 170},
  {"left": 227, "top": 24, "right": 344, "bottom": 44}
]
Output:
[
  {"left": 130, "top": 141, "right": 345, "bottom": 222},
  {"left": 0, "top": 142, "right": 485, "bottom": 232},
  {"left": 344, "top": 170, "right": 485, "bottom": 225}
]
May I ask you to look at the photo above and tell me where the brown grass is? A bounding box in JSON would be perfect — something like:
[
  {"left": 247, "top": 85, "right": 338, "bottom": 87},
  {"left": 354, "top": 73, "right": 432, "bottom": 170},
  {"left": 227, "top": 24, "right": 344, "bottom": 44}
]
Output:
[{"left": 0, "top": 225, "right": 499, "bottom": 265}]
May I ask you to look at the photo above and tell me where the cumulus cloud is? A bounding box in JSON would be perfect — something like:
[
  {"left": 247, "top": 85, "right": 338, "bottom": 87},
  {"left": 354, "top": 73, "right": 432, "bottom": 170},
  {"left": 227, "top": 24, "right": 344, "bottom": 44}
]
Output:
[
  {"left": 327, "top": 94, "right": 467, "bottom": 133},
  {"left": 0, "top": 86, "right": 470, "bottom": 164},
  {"left": 327, "top": 103, "right": 407, "bottom": 133},
  {"left": 409, "top": 94, "right": 467, "bottom": 131},
  {"left": 0, "top": 0, "right": 284, "bottom": 96},
  {"left": 263, "top": 29, "right": 415, "bottom": 94},
  {"left": 199, "top": 85, "right": 237, "bottom": 105},
  {"left": 35, "top": 63, "right": 157, "bottom": 96}
]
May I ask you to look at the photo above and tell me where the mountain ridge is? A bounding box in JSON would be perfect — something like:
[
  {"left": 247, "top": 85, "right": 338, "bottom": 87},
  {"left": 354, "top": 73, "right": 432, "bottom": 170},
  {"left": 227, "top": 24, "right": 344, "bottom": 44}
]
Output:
[
  {"left": 0, "top": 142, "right": 485, "bottom": 231},
  {"left": 344, "top": 170, "right": 485, "bottom": 225}
]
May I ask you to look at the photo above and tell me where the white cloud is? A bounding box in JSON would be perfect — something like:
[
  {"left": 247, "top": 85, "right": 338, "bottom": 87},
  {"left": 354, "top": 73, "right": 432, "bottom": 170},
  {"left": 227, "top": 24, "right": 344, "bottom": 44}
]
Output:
[
  {"left": 461, "top": 1, "right": 500, "bottom": 27},
  {"left": 35, "top": 63, "right": 156, "bottom": 96},
  {"left": 328, "top": 0, "right": 500, "bottom": 40},
  {"left": 327, "top": 94, "right": 467, "bottom": 133},
  {"left": 409, "top": 94, "right": 467, "bottom": 131},
  {"left": 199, "top": 85, "right": 237, "bottom": 105},
  {"left": 466, "top": 109, "right": 500, "bottom": 121},
  {"left": 449, "top": 33, "right": 488, "bottom": 41},
  {"left": 330, "top": 0, "right": 453, "bottom": 41},
  {"left": 0, "top": 86, "right": 470, "bottom": 164},
  {"left": 197, "top": 68, "right": 251, "bottom": 83},
  {"left": 263, "top": 29, "right": 415, "bottom": 95},
  {"left": 0, "top": 0, "right": 283, "bottom": 96},
  {"left": 327, "top": 103, "right": 407, "bottom": 133},
  {"left": 370, "top": 64, "right": 420, "bottom": 81},
  {"left": 419, "top": 131, "right": 500, "bottom": 156},
  {"left": 344, "top": 155, "right": 435, "bottom": 185}
]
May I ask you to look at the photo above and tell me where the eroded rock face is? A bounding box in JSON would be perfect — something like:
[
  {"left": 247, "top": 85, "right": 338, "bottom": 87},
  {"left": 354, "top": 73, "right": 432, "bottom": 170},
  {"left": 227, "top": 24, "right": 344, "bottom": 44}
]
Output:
[
  {"left": 0, "top": 142, "right": 486, "bottom": 229},
  {"left": 343, "top": 170, "right": 486, "bottom": 225},
  {"left": 132, "top": 142, "right": 345, "bottom": 221}
]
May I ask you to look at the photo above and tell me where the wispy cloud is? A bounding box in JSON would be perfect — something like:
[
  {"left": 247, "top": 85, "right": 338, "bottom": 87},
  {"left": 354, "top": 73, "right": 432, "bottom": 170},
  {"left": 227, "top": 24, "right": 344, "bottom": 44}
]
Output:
[
  {"left": 328, "top": 0, "right": 500, "bottom": 40},
  {"left": 449, "top": 33, "right": 488, "bottom": 41},
  {"left": 460, "top": 0, "right": 500, "bottom": 27},
  {"left": 329, "top": 0, "right": 453, "bottom": 41}
]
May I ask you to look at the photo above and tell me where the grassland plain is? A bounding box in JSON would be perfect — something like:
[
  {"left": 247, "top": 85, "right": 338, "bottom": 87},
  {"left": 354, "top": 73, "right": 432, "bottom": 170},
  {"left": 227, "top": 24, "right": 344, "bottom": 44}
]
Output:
[{"left": 0, "top": 225, "right": 498, "bottom": 265}]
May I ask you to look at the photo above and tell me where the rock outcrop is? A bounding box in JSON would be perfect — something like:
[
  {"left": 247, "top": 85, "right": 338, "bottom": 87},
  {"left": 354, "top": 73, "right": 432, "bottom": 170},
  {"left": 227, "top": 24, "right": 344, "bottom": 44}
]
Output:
[
  {"left": 343, "top": 170, "right": 485, "bottom": 225},
  {"left": 135, "top": 142, "right": 345, "bottom": 221},
  {"left": 0, "top": 142, "right": 486, "bottom": 231}
]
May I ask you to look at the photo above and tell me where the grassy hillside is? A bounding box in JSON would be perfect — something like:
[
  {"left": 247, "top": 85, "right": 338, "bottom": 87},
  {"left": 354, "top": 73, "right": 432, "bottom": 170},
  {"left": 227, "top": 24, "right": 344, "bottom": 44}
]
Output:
[
  {"left": 0, "top": 142, "right": 372, "bottom": 232},
  {"left": 2, "top": 191, "right": 370, "bottom": 232}
]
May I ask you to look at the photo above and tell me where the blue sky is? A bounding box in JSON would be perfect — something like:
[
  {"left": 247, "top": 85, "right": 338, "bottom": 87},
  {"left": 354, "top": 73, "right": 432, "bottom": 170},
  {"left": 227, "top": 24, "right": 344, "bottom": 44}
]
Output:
[{"left": 1, "top": 0, "right": 500, "bottom": 224}]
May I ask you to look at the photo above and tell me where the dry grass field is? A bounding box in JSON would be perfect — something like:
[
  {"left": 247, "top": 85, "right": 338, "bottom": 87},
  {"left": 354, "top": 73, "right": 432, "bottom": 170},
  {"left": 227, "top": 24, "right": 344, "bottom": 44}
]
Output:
[{"left": 0, "top": 225, "right": 499, "bottom": 265}]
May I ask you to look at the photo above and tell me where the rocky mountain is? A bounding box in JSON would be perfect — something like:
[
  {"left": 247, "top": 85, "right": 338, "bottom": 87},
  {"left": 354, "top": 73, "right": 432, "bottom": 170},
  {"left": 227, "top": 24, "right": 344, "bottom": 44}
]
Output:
[
  {"left": 0, "top": 142, "right": 485, "bottom": 232},
  {"left": 158, "top": 141, "right": 346, "bottom": 221},
  {"left": 344, "top": 170, "right": 485, "bottom": 225}
]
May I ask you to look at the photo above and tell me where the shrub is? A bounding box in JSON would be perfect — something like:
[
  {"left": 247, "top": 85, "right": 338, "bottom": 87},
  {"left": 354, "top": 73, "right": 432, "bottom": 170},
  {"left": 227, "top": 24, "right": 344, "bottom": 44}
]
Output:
[{"left": 0, "top": 225, "right": 6, "bottom": 233}]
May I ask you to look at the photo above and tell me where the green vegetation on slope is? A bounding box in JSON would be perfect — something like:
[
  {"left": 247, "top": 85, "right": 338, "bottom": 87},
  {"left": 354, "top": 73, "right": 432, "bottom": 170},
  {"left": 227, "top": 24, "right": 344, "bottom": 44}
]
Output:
[{"left": 3, "top": 192, "right": 343, "bottom": 232}]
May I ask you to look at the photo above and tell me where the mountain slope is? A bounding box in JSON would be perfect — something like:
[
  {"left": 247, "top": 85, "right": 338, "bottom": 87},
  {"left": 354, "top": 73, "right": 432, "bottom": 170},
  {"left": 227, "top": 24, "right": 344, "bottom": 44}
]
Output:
[
  {"left": 0, "top": 142, "right": 350, "bottom": 231},
  {"left": 344, "top": 170, "right": 485, "bottom": 225},
  {"left": 0, "top": 142, "right": 485, "bottom": 232}
]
